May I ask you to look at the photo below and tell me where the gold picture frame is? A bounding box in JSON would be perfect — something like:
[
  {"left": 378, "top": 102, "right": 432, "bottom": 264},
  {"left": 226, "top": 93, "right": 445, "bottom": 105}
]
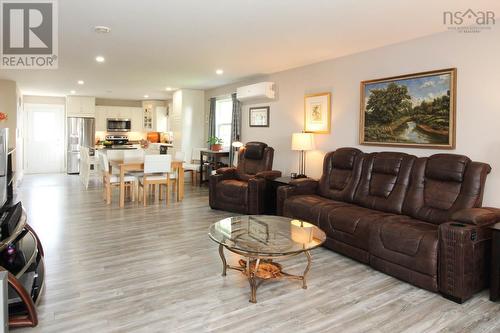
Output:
[
  {"left": 360, "top": 68, "right": 456, "bottom": 149},
  {"left": 304, "top": 92, "right": 331, "bottom": 134}
]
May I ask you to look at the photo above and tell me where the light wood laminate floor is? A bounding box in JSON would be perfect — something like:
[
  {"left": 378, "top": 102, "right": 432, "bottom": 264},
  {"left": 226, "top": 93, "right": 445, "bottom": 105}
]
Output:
[{"left": 15, "top": 174, "right": 500, "bottom": 333}]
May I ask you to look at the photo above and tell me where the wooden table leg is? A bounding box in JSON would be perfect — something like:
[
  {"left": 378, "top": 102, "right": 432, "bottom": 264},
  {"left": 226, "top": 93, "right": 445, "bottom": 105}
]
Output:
[
  {"left": 178, "top": 166, "right": 184, "bottom": 201},
  {"left": 119, "top": 166, "right": 125, "bottom": 208}
]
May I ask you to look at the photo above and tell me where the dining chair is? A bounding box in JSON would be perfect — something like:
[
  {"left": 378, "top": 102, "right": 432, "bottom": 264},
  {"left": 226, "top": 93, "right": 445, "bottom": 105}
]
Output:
[
  {"left": 124, "top": 149, "right": 144, "bottom": 162},
  {"left": 80, "top": 147, "right": 99, "bottom": 189},
  {"left": 106, "top": 150, "right": 124, "bottom": 175},
  {"left": 99, "top": 152, "right": 138, "bottom": 205},
  {"left": 183, "top": 148, "right": 204, "bottom": 185},
  {"left": 138, "top": 154, "right": 173, "bottom": 206}
]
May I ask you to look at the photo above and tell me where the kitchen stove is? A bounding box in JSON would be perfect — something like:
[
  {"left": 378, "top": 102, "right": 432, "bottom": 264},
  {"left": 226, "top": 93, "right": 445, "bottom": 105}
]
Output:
[{"left": 105, "top": 135, "right": 129, "bottom": 145}]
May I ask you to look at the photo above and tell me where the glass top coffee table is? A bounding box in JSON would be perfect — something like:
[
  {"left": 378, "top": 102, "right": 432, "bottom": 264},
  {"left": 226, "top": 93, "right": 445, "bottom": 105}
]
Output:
[{"left": 209, "top": 215, "right": 326, "bottom": 303}]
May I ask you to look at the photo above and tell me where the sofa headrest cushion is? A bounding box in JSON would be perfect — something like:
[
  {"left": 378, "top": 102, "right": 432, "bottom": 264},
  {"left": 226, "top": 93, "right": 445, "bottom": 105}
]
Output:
[
  {"left": 244, "top": 142, "right": 268, "bottom": 160},
  {"left": 426, "top": 154, "right": 469, "bottom": 182},
  {"left": 331, "top": 148, "right": 361, "bottom": 170},
  {"left": 372, "top": 152, "right": 404, "bottom": 175}
]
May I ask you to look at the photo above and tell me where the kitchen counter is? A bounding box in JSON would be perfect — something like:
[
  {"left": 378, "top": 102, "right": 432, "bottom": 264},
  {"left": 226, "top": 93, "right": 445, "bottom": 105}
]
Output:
[{"left": 96, "top": 145, "right": 139, "bottom": 150}]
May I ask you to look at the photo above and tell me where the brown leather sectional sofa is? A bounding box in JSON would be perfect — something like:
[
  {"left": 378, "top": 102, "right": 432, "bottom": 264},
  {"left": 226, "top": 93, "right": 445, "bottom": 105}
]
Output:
[{"left": 277, "top": 147, "right": 500, "bottom": 303}]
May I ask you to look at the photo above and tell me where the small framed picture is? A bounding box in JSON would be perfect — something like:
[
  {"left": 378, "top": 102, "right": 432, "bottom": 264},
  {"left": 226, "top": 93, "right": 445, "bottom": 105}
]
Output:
[
  {"left": 249, "top": 106, "right": 270, "bottom": 127},
  {"left": 304, "top": 92, "right": 331, "bottom": 133},
  {"left": 248, "top": 218, "right": 269, "bottom": 243}
]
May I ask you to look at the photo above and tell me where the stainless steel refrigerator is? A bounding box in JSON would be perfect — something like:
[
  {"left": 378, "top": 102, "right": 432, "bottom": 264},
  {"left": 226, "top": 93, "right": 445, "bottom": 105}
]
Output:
[{"left": 67, "top": 117, "right": 95, "bottom": 174}]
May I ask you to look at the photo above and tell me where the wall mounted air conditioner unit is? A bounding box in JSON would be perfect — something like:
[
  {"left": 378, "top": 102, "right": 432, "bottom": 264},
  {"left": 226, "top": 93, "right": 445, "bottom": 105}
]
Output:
[{"left": 236, "top": 82, "right": 276, "bottom": 102}]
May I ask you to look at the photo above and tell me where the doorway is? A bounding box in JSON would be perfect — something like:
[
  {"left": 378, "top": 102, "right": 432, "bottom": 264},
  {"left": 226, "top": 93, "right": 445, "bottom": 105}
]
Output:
[{"left": 24, "top": 104, "right": 65, "bottom": 174}]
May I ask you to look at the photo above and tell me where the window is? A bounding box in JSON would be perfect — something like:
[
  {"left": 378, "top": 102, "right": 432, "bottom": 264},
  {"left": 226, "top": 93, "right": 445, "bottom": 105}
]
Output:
[{"left": 215, "top": 98, "right": 233, "bottom": 148}]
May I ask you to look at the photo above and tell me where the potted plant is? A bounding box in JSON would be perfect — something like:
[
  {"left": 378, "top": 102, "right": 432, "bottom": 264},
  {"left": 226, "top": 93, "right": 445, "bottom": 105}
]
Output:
[{"left": 207, "top": 136, "right": 223, "bottom": 151}]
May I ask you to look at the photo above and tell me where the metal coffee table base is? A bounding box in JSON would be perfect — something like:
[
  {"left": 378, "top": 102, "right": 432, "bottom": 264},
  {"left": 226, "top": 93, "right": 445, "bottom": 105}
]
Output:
[{"left": 218, "top": 244, "right": 312, "bottom": 303}]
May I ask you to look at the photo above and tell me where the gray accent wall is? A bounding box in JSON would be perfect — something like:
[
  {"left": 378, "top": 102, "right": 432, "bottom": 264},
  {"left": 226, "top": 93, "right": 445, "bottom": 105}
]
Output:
[{"left": 205, "top": 29, "right": 500, "bottom": 207}]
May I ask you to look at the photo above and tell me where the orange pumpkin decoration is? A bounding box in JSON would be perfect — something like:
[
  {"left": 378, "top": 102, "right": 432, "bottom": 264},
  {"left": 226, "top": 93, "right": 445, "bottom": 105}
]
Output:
[{"left": 0, "top": 113, "right": 7, "bottom": 121}]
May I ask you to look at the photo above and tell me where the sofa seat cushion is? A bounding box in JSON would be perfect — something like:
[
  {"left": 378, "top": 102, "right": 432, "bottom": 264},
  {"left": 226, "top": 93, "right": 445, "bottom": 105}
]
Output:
[
  {"left": 216, "top": 180, "right": 248, "bottom": 205},
  {"left": 370, "top": 215, "right": 438, "bottom": 277},
  {"left": 283, "top": 195, "right": 346, "bottom": 226},
  {"left": 319, "top": 204, "right": 391, "bottom": 250}
]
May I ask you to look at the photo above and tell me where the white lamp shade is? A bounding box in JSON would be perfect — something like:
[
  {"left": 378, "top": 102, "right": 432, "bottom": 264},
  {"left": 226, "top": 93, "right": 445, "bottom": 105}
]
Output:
[
  {"left": 290, "top": 219, "right": 313, "bottom": 243},
  {"left": 291, "top": 132, "right": 315, "bottom": 151},
  {"left": 232, "top": 141, "right": 243, "bottom": 148}
]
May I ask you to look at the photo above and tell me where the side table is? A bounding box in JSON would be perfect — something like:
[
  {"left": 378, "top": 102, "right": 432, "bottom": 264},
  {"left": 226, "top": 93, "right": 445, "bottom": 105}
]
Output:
[
  {"left": 266, "top": 176, "right": 293, "bottom": 215},
  {"left": 491, "top": 223, "right": 500, "bottom": 301}
]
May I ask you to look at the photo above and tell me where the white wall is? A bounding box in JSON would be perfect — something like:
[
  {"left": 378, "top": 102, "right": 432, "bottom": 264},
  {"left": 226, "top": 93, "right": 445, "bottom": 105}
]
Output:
[
  {"left": 15, "top": 86, "right": 23, "bottom": 183},
  {"left": 0, "top": 80, "right": 24, "bottom": 183},
  {"left": 172, "top": 89, "right": 205, "bottom": 161},
  {"left": 0, "top": 80, "right": 18, "bottom": 150},
  {"left": 206, "top": 29, "right": 500, "bottom": 206},
  {"left": 24, "top": 95, "right": 66, "bottom": 105}
]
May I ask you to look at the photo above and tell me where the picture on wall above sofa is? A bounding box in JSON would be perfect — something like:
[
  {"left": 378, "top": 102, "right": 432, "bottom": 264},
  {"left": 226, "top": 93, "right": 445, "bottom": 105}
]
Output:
[
  {"left": 304, "top": 92, "right": 331, "bottom": 134},
  {"left": 360, "top": 68, "right": 456, "bottom": 149}
]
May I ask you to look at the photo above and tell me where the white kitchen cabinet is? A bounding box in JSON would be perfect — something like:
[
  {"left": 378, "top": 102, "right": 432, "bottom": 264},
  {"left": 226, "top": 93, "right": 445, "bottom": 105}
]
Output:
[
  {"left": 142, "top": 101, "right": 167, "bottom": 132},
  {"left": 129, "top": 107, "right": 143, "bottom": 131},
  {"left": 95, "top": 106, "right": 106, "bottom": 131},
  {"left": 105, "top": 107, "right": 120, "bottom": 119},
  {"left": 66, "top": 96, "right": 96, "bottom": 117},
  {"left": 94, "top": 106, "right": 143, "bottom": 132}
]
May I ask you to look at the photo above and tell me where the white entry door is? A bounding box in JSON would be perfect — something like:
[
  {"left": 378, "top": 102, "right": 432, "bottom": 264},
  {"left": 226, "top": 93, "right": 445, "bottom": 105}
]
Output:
[{"left": 25, "top": 104, "right": 65, "bottom": 174}]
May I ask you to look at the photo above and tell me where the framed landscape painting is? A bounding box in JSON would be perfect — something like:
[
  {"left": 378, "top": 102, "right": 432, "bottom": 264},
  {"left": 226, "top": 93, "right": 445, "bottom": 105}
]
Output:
[{"left": 360, "top": 68, "right": 456, "bottom": 149}]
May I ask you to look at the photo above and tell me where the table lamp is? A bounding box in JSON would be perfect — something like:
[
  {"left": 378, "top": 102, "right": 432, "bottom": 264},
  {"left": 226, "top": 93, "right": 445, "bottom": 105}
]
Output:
[
  {"left": 231, "top": 138, "right": 243, "bottom": 167},
  {"left": 290, "top": 219, "right": 313, "bottom": 244},
  {"left": 291, "top": 132, "right": 314, "bottom": 178}
]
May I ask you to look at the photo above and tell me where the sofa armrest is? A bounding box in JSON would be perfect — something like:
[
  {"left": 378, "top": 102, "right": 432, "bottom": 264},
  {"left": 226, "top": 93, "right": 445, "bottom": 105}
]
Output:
[
  {"left": 208, "top": 173, "right": 226, "bottom": 209},
  {"left": 255, "top": 170, "right": 282, "bottom": 180},
  {"left": 451, "top": 207, "right": 500, "bottom": 227},
  {"left": 209, "top": 169, "right": 237, "bottom": 209},
  {"left": 438, "top": 216, "right": 495, "bottom": 303},
  {"left": 248, "top": 177, "right": 267, "bottom": 214},
  {"left": 216, "top": 167, "right": 237, "bottom": 176},
  {"left": 289, "top": 178, "right": 319, "bottom": 194},
  {"left": 276, "top": 178, "right": 318, "bottom": 216}
]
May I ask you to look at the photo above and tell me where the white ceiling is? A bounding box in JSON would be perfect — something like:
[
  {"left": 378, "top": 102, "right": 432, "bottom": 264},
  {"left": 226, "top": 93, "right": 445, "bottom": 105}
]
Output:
[{"left": 0, "top": 0, "right": 498, "bottom": 100}]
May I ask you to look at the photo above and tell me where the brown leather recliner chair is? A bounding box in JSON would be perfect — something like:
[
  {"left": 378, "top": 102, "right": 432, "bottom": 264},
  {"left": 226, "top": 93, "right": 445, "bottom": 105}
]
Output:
[{"left": 209, "top": 142, "right": 281, "bottom": 214}]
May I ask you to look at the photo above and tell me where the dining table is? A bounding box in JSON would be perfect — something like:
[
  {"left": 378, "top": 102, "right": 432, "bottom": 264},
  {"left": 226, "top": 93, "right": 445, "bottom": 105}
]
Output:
[{"left": 108, "top": 158, "right": 185, "bottom": 208}]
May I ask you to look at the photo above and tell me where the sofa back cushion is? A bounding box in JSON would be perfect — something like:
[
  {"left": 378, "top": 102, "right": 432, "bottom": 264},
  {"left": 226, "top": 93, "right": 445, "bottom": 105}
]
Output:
[
  {"left": 236, "top": 142, "right": 274, "bottom": 181},
  {"left": 403, "top": 154, "right": 491, "bottom": 224},
  {"left": 317, "top": 148, "right": 364, "bottom": 202},
  {"left": 353, "top": 152, "right": 416, "bottom": 214}
]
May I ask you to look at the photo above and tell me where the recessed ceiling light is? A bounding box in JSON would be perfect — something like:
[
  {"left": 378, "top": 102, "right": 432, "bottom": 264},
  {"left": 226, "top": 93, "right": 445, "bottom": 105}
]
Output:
[
  {"left": 216, "top": 69, "right": 224, "bottom": 75},
  {"left": 143, "top": 94, "right": 149, "bottom": 98},
  {"left": 77, "top": 80, "right": 84, "bottom": 85},
  {"left": 70, "top": 90, "right": 76, "bottom": 94},
  {"left": 165, "top": 87, "right": 173, "bottom": 91},
  {"left": 94, "top": 26, "right": 111, "bottom": 34},
  {"left": 95, "top": 56, "right": 105, "bottom": 63}
]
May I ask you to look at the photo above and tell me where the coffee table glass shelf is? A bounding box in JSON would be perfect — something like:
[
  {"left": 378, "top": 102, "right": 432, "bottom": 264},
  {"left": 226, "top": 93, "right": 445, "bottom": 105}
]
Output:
[{"left": 209, "top": 215, "right": 326, "bottom": 303}]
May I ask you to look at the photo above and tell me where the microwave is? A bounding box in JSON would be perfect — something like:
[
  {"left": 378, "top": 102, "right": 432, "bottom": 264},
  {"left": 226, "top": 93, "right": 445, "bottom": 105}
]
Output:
[{"left": 107, "top": 118, "right": 131, "bottom": 132}]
